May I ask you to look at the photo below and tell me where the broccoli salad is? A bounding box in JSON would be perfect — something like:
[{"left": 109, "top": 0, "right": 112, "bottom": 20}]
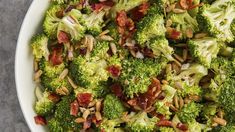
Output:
[{"left": 31, "top": 0, "right": 235, "bottom": 131}]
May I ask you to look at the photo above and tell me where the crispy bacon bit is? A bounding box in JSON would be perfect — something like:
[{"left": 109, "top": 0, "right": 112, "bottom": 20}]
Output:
[
  {"left": 49, "top": 46, "right": 63, "bottom": 66},
  {"left": 107, "top": 65, "right": 121, "bottom": 77},
  {"left": 77, "top": 93, "right": 92, "bottom": 107},
  {"left": 34, "top": 115, "right": 47, "bottom": 125},
  {"left": 179, "top": 0, "right": 203, "bottom": 10},
  {"left": 127, "top": 99, "right": 137, "bottom": 106},
  {"left": 168, "top": 28, "right": 181, "bottom": 40},
  {"left": 111, "top": 83, "right": 123, "bottom": 97},
  {"left": 131, "top": 2, "right": 150, "bottom": 21},
  {"left": 116, "top": 11, "right": 128, "bottom": 27},
  {"left": 70, "top": 100, "right": 79, "bottom": 116},
  {"left": 79, "top": 47, "right": 87, "bottom": 55},
  {"left": 48, "top": 93, "right": 60, "bottom": 103},
  {"left": 56, "top": 10, "right": 64, "bottom": 19},
  {"left": 157, "top": 120, "right": 173, "bottom": 127},
  {"left": 176, "top": 123, "right": 188, "bottom": 131},
  {"left": 92, "top": 1, "right": 114, "bottom": 12},
  {"left": 58, "top": 31, "right": 70, "bottom": 44},
  {"left": 83, "top": 119, "right": 92, "bottom": 130},
  {"left": 142, "top": 47, "right": 154, "bottom": 58}
]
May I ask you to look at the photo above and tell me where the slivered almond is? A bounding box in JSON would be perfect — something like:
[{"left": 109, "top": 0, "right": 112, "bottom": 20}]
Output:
[
  {"left": 174, "top": 95, "right": 179, "bottom": 109},
  {"left": 99, "top": 29, "right": 109, "bottom": 36},
  {"left": 83, "top": 110, "right": 90, "bottom": 119},
  {"left": 189, "top": 95, "right": 200, "bottom": 101},
  {"left": 130, "top": 49, "right": 136, "bottom": 57},
  {"left": 99, "top": 35, "right": 114, "bottom": 41},
  {"left": 170, "top": 104, "right": 178, "bottom": 112},
  {"left": 110, "top": 43, "right": 117, "bottom": 55},
  {"left": 184, "top": 97, "right": 191, "bottom": 104},
  {"left": 172, "top": 62, "right": 181, "bottom": 73},
  {"left": 75, "top": 118, "right": 85, "bottom": 124},
  {"left": 213, "top": 117, "right": 227, "bottom": 126},
  {"left": 34, "top": 70, "right": 43, "bottom": 81},
  {"left": 183, "top": 49, "right": 188, "bottom": 61},
  {"left": 80, "top": 107, "right": 86, "bottom": 113},
  {"left": 173, "top": 54, "right": 184, "bottom": 63},
  {"left": 67, "top": 76, "right": 78, "bottom": 89},
  {"left": 173, "top": 8, "right": 186, "bottom": 13},
  {"left": 217, "top": 110, "right": 224, "bottom": 119},
  {"left": 96, "top": 100, "right": 102, "bottom": 112},
  {"left": 59, "top": 69, "right": 68, "bottom": 80},
  {"left": 194, "top": 33, "right": 207, "bottom": 39},
  {"left": 186, "top": 28, "right": 193, "bottom": 38},
  {"left": 56, "top": 87, "right": 69, "bottom": 95},
  {"left": 95, "top": 112, "right": 102, "bottom": 121},
  {"left": 88, "top": 100, "right": 96, "bottom": 107},
  {"left": 34, "top": 60, "right": 39, "bottom": 72},
  {"left": 166, "top": 19, "right": 172, "bottom": 27},
  {"left": 162, "top": 80, "right": 169, "bottom": 85},
  {"left": 179, "top": 97, "right": 184, "bottom": 109},
  {"left": 175, "top": 82, "right": 183, "bottom": 89}
]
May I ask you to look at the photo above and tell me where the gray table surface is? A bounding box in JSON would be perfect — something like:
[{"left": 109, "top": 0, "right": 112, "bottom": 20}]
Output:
[{"left": 0, "top": 0, "right": 32, "bottom": 131}]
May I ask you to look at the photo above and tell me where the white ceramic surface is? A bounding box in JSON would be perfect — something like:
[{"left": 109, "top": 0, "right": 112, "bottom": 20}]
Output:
[{"left": 15, "top": 0, "right": 50, "bottom": 131}]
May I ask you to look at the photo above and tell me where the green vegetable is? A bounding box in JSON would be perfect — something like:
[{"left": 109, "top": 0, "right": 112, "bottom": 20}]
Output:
[{"left": 31, "top": 34, "right": 49, "bottom": 61}]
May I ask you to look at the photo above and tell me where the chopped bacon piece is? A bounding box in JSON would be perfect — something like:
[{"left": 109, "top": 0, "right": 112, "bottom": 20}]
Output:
[
  {"left": 126, "top": 18, "right": 135, "bottom": 31},
  {"left": 127, "top": 99, "right": 137, "bottom": 106},
  {"left": 107, "top": 65, "right": 121, "bottom": 77},
  {"left": 168, "top": 28, "right": 181, "bottom": 40},
  {"left": 83, "top": 120, "right": 92, "bottom": 130},
  {"left": 48, "top": 93, "right": 60, "bottom": 103},
  {"left": 111, "top": 83, "right": 123, "bottom": 97},
  {"left": 177, "top": 123, "right": 188, "bottom": 131},
  {"left": 34, "top": 115, "right": 47, "bottom": 125},
  {"left": 142, "top": 47, "right": 154, "bottom": 58},
  {"left": 77, "top": 93, "right": 92, "bottom": 107},
  {"left": 131, "top": 2, "right": 150, "bottom": 21},
  {"left": 49, "top": 46, "right": 63, "bottom": 66},
  {"left": 116, "top": 11, "right": 128, "bottom": 27},
  {"left": 179, "top": 0, "right": 203, "bottom": 10},
  {"left": 92, "top": 1, "right": 115, "bottom": 12},
  {"left": 157, "top": 120, "right": 173, "bottom": 127},
  {"left": 58, "top": 31, "right": 70, "bottom": 44},
  {"left": 70, "top": 100, "right": 79, "bottom": 116}
]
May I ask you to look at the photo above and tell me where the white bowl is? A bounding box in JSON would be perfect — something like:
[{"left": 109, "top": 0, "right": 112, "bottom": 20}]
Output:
[{"left": 15, "top": 0, "right": 50, "bottom": 131}]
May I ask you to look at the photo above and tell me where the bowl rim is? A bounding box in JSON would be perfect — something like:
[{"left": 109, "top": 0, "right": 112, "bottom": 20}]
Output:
[{"left": 15, "top": 0, "right": 39, "bottom": 131}]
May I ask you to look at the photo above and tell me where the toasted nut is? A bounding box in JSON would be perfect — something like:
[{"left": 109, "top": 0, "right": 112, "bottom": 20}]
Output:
[
  {"left": 56, "top": 87, "right": 69, "bottom": 95},
  {"left": 173, "top": 60, "right": 182, "bottom": 68},
  {"left": 194, "top": 33, "right": 207, "bottom": 39},
  {"left": 110, "top": 43, "right": 117, "bottom": 55},
  {"left": 130, "top": 49, "right": 136, "bottom": 57},
  {"left": 96, "top": 100, "right": 102, "bottom": 112},
  {"left": 173, "top": 54, "right": 184, "bottom": 63},
  {"left": 213, "top": 117, "right": 227, "bottom": 126},
  {"left": 189, "top": 95, "right": 200, "bottom": 101},
  {"left": 95, "top": 112, "right": 102, "bottom": 121},
  {"left": 175, "top": 82, "right": 183, "bottom": 89},
  {"left": 99, "top": 29, "right": 109, "bottom": 36},
  {"left": 172, "top": 62, "right": 181, "bottom": 73},
  {"left": 217, "top": 110, "right": 224, "bottom": 119},
  {"left": 212, "top": 122, "right": 218, "bottom": 127},
  {"left": 166, "top": 19, "right": 173, "bottom": 27},
  {"left": 80, "top": 107, "right": 86, "bottom": 113},
  {"left": 183, "top": 49, "right": 188, "bottom": 61},
  {"left": 186, "top": 28, "right": 193, "bottom": 38},
  {"left": 34, "top": 60, "right": 39, "bottom": 72},
  {"left": 88, "top": 100, "right": 96, "bottom": 107},
  {"left": 162, "top": 80, "right": 169, "bottom": 85},
  {"left": 83, "top": 110, "right": 90, "bottom": 119},
  {"left": 89, "top": 107, "right": 96, "bottom": 114},
  {"left": 184, "top": 98, "right": 191, "bottom": 104},
  {"left": 174, "top": 95, "right": 179, "bottom": 109},
  {"left": 34, "top": 70, "right": 43, "bottom": 81},
  {"left": 179, "top": 97, "right": 184, "bottom": 109},
  {"left": 170, "top": 104, "right": 178, "bottom": 112},
  {"left": 99, "top": 35, "right": 114, "bottom": 41},
  {"left": 173, "top": 8, "right": 186, "bottom": 13},
  {"left": 75, "top": 117, "right": 85, "bottom": 124},
  {"left": 67, "top": 76, "right": 78, "bottom": 89},
  {"left": 59, "top": 69, "right": 69, "bottom": 80}
]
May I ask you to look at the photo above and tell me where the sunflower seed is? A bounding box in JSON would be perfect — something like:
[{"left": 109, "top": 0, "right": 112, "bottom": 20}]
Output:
[
  {"left": 110, "top": 43, "right": 117, "bottom": 55},
  {"left": 67, "top": 76, "right": 78, "bottom": 89},
  {"left": 34, "top": 60, "right": 39, "bottom": 72},
  {"left": 183, "top": 49, "right": 188, "bottom": 61},
  {"left": 99, "top": 29, "right": 109, "bottom": 36},
  {"left": 213, "top": 117, "right": 227, "bottom": 126},
  {"left": 179, "top": 97, "right": 184, "bottom": 109},
  {"left": 194, "top": 33, "right": 207, "bottom": 39},
  {"left": 95, "top": 112, "right": 102, "bottom": 121},
  {"left": 75, "top": 118, "right": 85, "bottom": 124},
  {"left": 56, "top": 87, "right": 69, "bottom": 95},
  {"left": 173, "top": 8, "right": 186, "bottom": 13},
  {"left": 174, "top": 95, "right": 179, "bottom": 109},
  {"left": 99, "top": 35, "right": 114, "bottom": 41},
  {"left": 59, "top": 69, "right": 68, "bottom": 80},
  {"left": 173, "top": 54, "right": 184, "bottom": 63},
  {"left": 96, "top": 100, "right": 102, "bottom": 112},
  {"left": 34, "top": 70, "right": 43, "bottom": 81},
  {"left": 83, "top": 110, "right": 90, "bottom": 119}
]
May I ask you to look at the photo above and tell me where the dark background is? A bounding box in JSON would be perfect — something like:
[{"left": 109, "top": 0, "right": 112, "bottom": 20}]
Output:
[{"left": 0, "top": 0, "right": 32, "bottom": 131}]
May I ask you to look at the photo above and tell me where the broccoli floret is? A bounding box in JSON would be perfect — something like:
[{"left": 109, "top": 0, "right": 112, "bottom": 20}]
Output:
[
  {"left": 197, "top": 0, "right": 235, "bottom": 42},
  {"left": 43, "top": 5, "right": 64, "bottom": 38},
  {"left": 54, "top": 96, "right": 82, "bottom": 131},
  {"left": 135, "top": 14, "right": 166, "bottom": 45},
  {"left": 168, "top": 12, "right": 199, "bottom": 40},
  {"left": 51, "top": 0, "right": 80, "bottom": 4},
  {"left": 158, "top": 127, "right": 175, "bottom": 132},
  {"left": 173, "top": 63, "right": 208, "bottom": 86},
  {"left": 58, "top": 9, "right": 86, "bottom": 41},
  {"left": 120, "top": 57, "right": 167, "bottom": 98},
  {"left": 177, "top": 102, "right": 202, "bottom": 123},
  {"left": 219, "top": 45, "right": 234, "bottom": 57},
  {"left": 100, "top": 118, "right": 125, "bottom": 132},
  {"left": 219, "top": 79, "right": 235, "bottom": 114},
  {"left": 188, "top": 0, "right": 200, "bottom": 17},
  {"left": 155, "top": 84, "right": 176, "bottom": 119},
  {"left": 125, "top": 112, "right": 158, "bottom": 132},
  {"left": 187, "top": 120, "right": 204, "bottom": 132},
  {"left": 48, "top": 118, "right": 63, "bottom": 132},
  {"left": 31, "top": 34, "right": 49, "bottom": 61},
  {"left": 34, "top": 89, "right": 55, "bottom": 116},
  {"left": 188, "top": 37, "right": 220, "bottom": 67},
  {"left": 105, "top": 21, "right": 120, "bottom": 41},
  {"left": 177, "top": 82, "right": 202, "bottom": 98},
  {"left": 110, "top": 0, "right": 148, "bottom": 18},
  {"left": 231, "top": 19, "right": 235, "bottom": 36},
  {"left": 213, "top": 124, "right": 235, "bottom": 132},
  {"left": 83, "top": 10, "right": 105, "bottom": 35},
  {"left": 201, "top": 103, "right": 218, "bottom": 119},
  {"left": 149, "top": 37, "right": 174, "bottom": 61},
  {"left": 103, "top": 94, "right": 126, "bottom": 119}
]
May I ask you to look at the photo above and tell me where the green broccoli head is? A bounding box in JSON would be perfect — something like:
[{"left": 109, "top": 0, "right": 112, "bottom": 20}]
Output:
[
  {"left": 201, "top": 103, "right": 219, "bottom": 119},
  {"left": 135, "top": 14, "right": 166, "bottom": 45},
  {"left": 48, "top": 118, "right": 64, "bottom": 132},
  {"left": 100, "top": 118, "right": 125, "bottom": 132},
  {"left": 177, "top": 82, "right": 202, "bottom": 98},
  {"left": 31, "top": 34, "right": 49, "bottom": 61},
  {"left": 177, "top": 102, "right": 202, "bottom": 123},
  {"left": 58, "top": 9, "right": 86, "bottom": 41},
  {"left": 149, "top": 37, "right": 174, "bottom": 61},
  {"left": 155, "top": 84, "right": 176, "bottom": 119},
  {"left": 197, "top": 0, "right": 235, "bottom": 42},
  {"left": 51, "top": 0, "right": 80, "bottom": 4},
  {"left": 212, "top": 124, "right": 235, "bottom": 132},
  {"left": 103, "top": 94, "right": 126, "bottom": 119},
  {"left": 187, "top": 120, "right": 204, "bottom": 132},
  {"left": 54, "top": 96, "right": 82, "bottom": 131},
  {"left": 110, "top": 0, "right": 148, "bottom": 18},
  {"left": 35, "top": 91, "right": 55, "bottom": 116},
  {"left": 83, "top": 10, "right": 105, "bottom": 35},
  {"left": 106, "top": 21, "right": 120, "bottom": 41},
  {"left": 219, "top": 79, "right": 235, "bottom": 114},
  {"left": 125, "top": 112, "right": 158, "bottom": 132},
  {"left": 158, "top": 127, "right": 175, "bottom": 132},
  {"left": 43, "top": 5, "right": 64, "bottom": 38},
  {"left": 120, "top": 57, "right": 167, "bottom": 98},
  {"left": 231, "top": 19, "right": 235, "bottom": 36},
  {"left": 168, "top": 12, "right": 199, "bottom": 40},
  {"left": 188, "top": 37, "right": 220, "bottom": 67},
  {"left": 173, "top": 63, "right": 208, "bottom": 86}
]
